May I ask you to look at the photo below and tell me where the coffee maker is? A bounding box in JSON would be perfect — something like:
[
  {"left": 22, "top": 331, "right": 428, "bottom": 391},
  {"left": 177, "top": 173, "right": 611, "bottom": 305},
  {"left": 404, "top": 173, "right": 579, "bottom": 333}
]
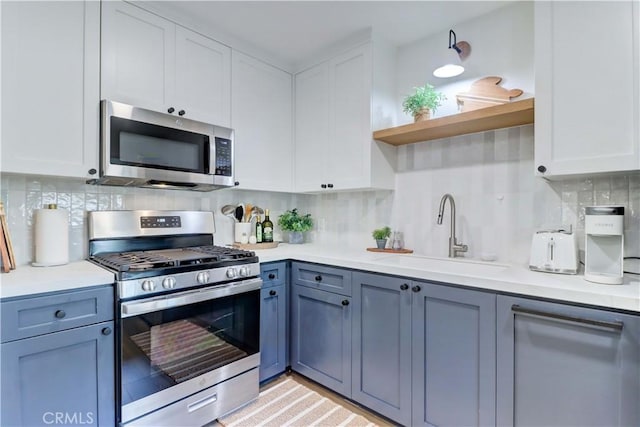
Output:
[{"left": 584, "top": 206, "right": 625, "bottom": 284}]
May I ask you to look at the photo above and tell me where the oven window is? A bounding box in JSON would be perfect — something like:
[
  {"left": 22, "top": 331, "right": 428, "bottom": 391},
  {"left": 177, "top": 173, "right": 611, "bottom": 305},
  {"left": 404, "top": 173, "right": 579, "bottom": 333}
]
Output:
[
  {"left": 120, "top": 289, "right": 259, "bottom": 406},
  {"left": 110, "top": 116, "right": 209, "bottom": 174}
]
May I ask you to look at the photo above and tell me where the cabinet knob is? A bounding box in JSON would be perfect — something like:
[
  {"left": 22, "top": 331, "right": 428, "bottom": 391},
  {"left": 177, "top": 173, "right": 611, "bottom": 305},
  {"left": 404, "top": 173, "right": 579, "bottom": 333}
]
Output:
[
  {"left": 178, "top": 110, "right": 186, "bottom": 116},
  {"left": 537, "top": 165, "right": 547, "bottom": 173},
  {"left": 327, "top": 184, "right": 334, "bottom": 188},
  {"left": 101, "top": 327, "right": 112, "bottom": 336},
  {"left": 54, "top": 310, "right": 66, "bottom": 319},
  {"left": 400, "top": 283, "right": 409, "bottom": 291},
  {"left": 269, "top": 289, "right": 277, "bottom": 296},
  {"left": 321, "top": 184, "right": 327, "bottom": 189},
  {"left": 341, "top": 299, "right": 349, "bottom": 306},
  {"left": 268, "top": 273, "right": 276, "bottom": 280},
  {"left": 167, "top": 107, "right": 175, "bottom": 114},
  {"left": 234, "top": 181, "right": 240, "bottom": 186},
  {"left": 88, "top": 168, "right": 97, "bottom": 175},
  {"left": 412, "top": 285, "right": 421, "bottom": 293},
  {"left": 315, "top": 275, "right": 322, "bottom": 282}
]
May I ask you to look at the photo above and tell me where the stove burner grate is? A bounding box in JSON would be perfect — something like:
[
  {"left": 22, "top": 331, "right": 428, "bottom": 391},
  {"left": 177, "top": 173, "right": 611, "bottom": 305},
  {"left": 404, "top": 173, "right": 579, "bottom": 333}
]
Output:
[{"left": 91, "top": 245, "right": 256, "bottom": 273}]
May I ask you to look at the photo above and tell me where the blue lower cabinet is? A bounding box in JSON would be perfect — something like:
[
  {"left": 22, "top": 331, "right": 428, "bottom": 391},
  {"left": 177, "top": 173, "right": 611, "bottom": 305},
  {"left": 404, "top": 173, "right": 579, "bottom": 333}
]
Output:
[
  {"left": 412, "top": 282, "right": 496, "bottom": 427},
  {"left": 352, "top": 273, "right": 496, "bottom": 427},
  {"left": 352, "top": 272, "right": 412, "bottom": 426},
  {"left": 1, "top": 320, "right": 115, "bottom": 427},
  {"left": 496, "top": 296, "right": 640, "bottom": 427},
  {"left": 260, "top": 284, "right": 287, "bottom": 382},
  {"left": 291, "top": 284, "right": 352, "bottom": 397}
]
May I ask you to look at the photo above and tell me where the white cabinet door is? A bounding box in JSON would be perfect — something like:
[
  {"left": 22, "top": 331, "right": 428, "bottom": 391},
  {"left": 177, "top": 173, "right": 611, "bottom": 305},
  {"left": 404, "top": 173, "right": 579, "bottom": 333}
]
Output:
[
  {"left": 294, "top": 63, "right": 330, "bottom": 192},
  {"left": 101, "top": 1, "right": 175, "bottom": 113},
  {"left": 329, "top": 45, "right": 372, "bottom": 190},
  {"left": 101, "top": 1, "right": 231, "bottom": 124},
  {"left": 232, "top": 52, "right": 293, "bottom": 192},
  {"left": 1, "top": 1, "right": 100, "bottom": 178},
  {"left": 535, "top": 1, "right": 640, "bottom": 177},
  {"left": 175, "top": 26, "right": 231, "bottom": 126}
]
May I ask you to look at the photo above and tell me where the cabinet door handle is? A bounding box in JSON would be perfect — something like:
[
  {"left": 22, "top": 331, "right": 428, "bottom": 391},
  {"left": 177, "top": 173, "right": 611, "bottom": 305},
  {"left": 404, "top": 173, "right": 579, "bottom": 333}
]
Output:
[
  {"left": 321, "top": 184, "right": 327, "bottom": 189},
  {"left": 269, "top": 290, "right": 277, "bottom": 296},
  {"left": 88, "top": 168, "right": 97, "bottom": 175},
  {"left": 341, "top": 299, "right": 349, "bottom": 306},
  {"left": 54, "top": 310, "right": 66, "bottom": 319},
  {"left": 511, "top": 304, "right": 623, "bottom": 332},
  {"left": 178, "top": 110, "right": 186, "bottom": 116},
  {"left": 268, "top": 273, "right": 276, "bottom": 280},
  {"left": 400, "top": 283, "right": 409, "bottom": 291},
  {"left": 101, "top": 327, "right": 112, "bottom": 336},
  {"left": 315, "top": 275, "right": 322, "bottom": 282},
  {"left": 327, "top": 183, "right": 334, "bottom": 188},
  {"left": 167, "top": 107, "right": 175, "bottom": 114},
  {"left": 411, "top": 285, "right": 421, "bottom": 293},
  {"left": 537, "top": 165, "right": 547, "bottom": 173}
]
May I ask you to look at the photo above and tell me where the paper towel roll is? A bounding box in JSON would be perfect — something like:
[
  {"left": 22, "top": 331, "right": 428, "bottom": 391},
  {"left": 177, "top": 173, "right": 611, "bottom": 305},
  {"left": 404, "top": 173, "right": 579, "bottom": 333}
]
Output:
[{"left": 33, "top": 206, "right": 69, "bottom": 266}]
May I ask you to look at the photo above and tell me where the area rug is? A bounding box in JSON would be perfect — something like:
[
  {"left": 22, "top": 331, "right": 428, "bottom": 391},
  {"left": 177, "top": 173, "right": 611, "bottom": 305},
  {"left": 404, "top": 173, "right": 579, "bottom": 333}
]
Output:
[{"left": 218, "top": 377, "right": 377, "bottom": 427}]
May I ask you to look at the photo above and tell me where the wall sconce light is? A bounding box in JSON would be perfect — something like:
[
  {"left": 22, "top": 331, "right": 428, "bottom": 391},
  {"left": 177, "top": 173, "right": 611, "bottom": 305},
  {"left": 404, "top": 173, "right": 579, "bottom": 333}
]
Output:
[{"left": 433, "top": 29, "right": 471, "bottom": 78}]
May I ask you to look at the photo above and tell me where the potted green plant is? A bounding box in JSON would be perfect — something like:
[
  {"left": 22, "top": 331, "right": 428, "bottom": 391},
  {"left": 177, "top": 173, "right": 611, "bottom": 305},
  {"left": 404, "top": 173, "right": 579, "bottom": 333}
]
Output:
[
  {"left": 402, "top": 83, "right": 446, "bottom": 122},
  {"left": 372, "top": 226, "right": 391, "bottom": 249},
  {"left": 278, "top": 208, "right": 313, "bottom": 244}
]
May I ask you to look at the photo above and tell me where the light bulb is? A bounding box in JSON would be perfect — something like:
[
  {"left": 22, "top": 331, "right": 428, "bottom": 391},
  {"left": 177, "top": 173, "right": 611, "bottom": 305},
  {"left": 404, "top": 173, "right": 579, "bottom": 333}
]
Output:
[{"left": 433, "top": 64, "right": 464, "bottom": 78}]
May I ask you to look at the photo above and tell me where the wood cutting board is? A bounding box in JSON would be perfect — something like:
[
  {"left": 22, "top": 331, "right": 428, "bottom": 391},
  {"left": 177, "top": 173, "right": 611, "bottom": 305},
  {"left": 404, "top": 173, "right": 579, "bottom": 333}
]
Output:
[
  {"left": 232, "top": 241, "right": 279, "bottom": 250},
  {"left": 456, "top": 76, "right": 523, "bottom": 112},
  {"left": 366, "top": 248, "right": 413, "bottom": 254}
]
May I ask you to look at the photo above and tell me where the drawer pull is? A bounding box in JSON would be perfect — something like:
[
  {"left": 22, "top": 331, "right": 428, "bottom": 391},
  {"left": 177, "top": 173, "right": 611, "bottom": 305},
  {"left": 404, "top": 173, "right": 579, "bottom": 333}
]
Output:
[
  {"left": 101, "top": 327, "right": 112, "bottom": 336},
  {"left": 400, "top": 283, "right": 409, "bottom": 290},
  {"left": 315, "top": 275, "right": 322, "bottom": 282},
  {"left": 511, "top": 305, "right": 624, "bottom": 332},
  {"left": 54, "top": 310, "right": 66, "bottom": 319},
  {"left": 268, "top": 273, "right": 276, "bottom": 280},
  {"left": 269, "top": 290, "right": 277, "bottom": 296},
  {"left": 341, "top": 299, "right": 349, "bottom": 306},
  {"left": 412, "top": 285, "right": 421, "bottom": 293}
]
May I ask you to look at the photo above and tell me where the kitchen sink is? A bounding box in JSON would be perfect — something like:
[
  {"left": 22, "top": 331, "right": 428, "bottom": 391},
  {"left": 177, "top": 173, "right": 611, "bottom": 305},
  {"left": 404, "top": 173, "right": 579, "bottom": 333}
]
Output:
[{"left": 374, "top": 254, "right": 509, "bottom": 277}]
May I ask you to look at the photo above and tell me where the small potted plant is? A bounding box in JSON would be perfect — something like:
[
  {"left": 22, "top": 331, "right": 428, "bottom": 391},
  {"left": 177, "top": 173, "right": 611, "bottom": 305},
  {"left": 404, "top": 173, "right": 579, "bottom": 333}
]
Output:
[
  {"left": 372, "top": 226, "right": 391, "bottom": 249},
  {"left": 402, "top": 83, "right": 446, "bottom": 122},
  {"left": 278, "top": 208, "right": 313, "bottom": 244}
]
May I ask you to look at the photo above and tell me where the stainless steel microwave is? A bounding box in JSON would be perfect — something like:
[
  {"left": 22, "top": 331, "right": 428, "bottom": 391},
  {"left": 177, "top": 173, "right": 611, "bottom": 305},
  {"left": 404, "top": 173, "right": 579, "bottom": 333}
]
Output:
[{"left": 93, "top": 100, "right": 235, "bottom": 191}]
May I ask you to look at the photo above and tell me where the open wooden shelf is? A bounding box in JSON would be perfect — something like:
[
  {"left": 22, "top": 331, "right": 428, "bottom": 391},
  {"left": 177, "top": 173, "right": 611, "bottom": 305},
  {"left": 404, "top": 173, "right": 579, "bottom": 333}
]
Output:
[{"left": 373, "top": 97, "right": 534, "bottom": 146}]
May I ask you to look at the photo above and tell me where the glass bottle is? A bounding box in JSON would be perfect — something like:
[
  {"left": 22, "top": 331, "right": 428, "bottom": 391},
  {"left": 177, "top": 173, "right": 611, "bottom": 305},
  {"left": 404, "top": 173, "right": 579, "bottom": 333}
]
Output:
[{"left": 262, "top": 210, "right": 274, "bottom": 243}]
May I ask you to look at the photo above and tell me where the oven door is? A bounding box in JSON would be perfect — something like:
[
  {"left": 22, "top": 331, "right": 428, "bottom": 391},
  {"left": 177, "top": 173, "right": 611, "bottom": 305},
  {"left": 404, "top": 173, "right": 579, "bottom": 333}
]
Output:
[{"left": 118, "top": 277, "right": 261, "bottom": 425}]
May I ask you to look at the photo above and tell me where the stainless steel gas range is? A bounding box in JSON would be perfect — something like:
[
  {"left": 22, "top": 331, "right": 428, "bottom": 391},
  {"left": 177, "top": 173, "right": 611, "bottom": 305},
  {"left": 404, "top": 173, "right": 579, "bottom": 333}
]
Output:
[{"left": 88, "top": 210, "right": 261, "bottom": 426}]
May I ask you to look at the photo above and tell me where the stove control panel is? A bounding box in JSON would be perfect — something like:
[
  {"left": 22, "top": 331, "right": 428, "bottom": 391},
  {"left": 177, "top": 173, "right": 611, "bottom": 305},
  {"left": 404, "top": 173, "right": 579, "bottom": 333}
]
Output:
[
  {"left": 119, "top": 262, "right": 261, "bottom": 299},
  {"left": 140, "top": 216, "right": 182, "bottom": 228}
]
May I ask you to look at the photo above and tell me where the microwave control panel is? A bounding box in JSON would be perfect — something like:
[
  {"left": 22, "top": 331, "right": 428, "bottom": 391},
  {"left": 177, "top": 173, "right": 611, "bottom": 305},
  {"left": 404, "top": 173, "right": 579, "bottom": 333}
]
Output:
[{"left": 214, "top": 137, "right": 232, "bottom": 176}]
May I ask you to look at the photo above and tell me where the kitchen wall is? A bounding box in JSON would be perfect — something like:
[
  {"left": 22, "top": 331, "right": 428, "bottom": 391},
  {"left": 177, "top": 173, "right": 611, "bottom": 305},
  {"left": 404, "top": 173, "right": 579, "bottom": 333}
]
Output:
[{"left": 1, "top": 1, "right": 638, "bottom": 268}]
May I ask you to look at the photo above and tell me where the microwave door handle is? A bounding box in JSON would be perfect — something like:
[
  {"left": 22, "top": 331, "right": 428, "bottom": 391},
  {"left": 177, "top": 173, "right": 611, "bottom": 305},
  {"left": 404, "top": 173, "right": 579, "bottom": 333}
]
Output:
[{"left": 121, "top": 278, "right": 262, "bottom": 318}]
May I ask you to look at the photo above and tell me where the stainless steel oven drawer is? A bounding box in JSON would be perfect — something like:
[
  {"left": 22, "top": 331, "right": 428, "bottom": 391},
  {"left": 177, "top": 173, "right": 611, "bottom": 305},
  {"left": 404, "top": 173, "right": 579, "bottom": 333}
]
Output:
[
  {"left": 1, "top": 286, "right": 114, "bottom": 343},
  {"left": 124, "top": 367, "right": 259, "bottom": 426}
]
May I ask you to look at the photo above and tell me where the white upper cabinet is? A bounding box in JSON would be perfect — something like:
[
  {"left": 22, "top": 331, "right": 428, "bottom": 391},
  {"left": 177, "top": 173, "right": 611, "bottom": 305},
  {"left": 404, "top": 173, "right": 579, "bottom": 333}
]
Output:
[
  {"left": 101, "top": 1, "right": 231, "bottom": 126},
  {"left": 294, "top": 63, "right": 330, "bottom": 192},
  {"left": 1, "top": 1, "right": 100, "bottom": 178},
  {"left": 534, "top": 1, "right": 640, "bottom": 178},
  {"left": 232, "top": 52, "right": 293, "bottom": 192},
  {"left": 294, "top": 42, "right": 397, "bottom": 193}
]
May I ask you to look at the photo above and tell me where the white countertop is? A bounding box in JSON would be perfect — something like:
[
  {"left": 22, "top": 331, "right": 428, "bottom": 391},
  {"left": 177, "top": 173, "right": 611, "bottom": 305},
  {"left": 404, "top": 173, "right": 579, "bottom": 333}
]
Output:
[
  {"left": 256, "top": 243, "right": 640, "bottom": 313},
  {"left": 0, "top": 245, "right": 638, "bottom": 313},
  {"left": 0, "top": 261, "right": 115, "bottom": 300}
]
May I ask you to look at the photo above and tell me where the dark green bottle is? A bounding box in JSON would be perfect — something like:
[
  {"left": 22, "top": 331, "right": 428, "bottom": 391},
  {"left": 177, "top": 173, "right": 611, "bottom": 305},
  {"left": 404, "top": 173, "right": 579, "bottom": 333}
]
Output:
[{"left": 262, "top": 209, "right": 273, "bottom": 243}]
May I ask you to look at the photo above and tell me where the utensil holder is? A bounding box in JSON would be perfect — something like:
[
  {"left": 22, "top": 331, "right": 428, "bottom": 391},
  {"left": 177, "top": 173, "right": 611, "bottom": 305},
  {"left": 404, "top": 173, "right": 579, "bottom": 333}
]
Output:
[{"left": 234, "top": 223, "right": 252, "bottom": 243}]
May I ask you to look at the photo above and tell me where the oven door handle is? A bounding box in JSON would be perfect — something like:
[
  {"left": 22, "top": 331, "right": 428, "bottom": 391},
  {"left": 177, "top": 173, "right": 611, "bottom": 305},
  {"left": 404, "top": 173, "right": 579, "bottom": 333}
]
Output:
[{"left": 121, "top": 278, "right": 262, "bottom": 318}]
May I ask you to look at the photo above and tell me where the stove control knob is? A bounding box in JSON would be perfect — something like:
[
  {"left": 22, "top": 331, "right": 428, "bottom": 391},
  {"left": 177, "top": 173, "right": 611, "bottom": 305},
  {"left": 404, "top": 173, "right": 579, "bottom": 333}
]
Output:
[
  {"left": 197, "top": 271, "right": 210, "bottom": 285},
  {"left": 238, "top": 266, "right": 249, "bottom": 277},
  {"left": 141, "top": 280, "right": 156, "bottom": 292},
  {"left": 226, "top": 268, "right": 237, "bottom": 279},
  {"left": 162, "top": 277, "right": 176, "bottom": 289}
]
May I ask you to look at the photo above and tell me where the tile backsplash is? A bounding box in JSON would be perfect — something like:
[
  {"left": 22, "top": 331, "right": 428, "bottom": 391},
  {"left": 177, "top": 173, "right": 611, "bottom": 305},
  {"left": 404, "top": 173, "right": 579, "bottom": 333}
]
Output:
[{"left": 1, "top": 123, "right": 638, "bottom": 267}]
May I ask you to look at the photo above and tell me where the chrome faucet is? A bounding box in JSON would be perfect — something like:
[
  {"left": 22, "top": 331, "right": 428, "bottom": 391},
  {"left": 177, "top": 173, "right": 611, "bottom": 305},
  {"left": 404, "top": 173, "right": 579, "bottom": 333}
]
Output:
[{"left": 437, "top": 193, "right": 468, "bottom": 258}]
